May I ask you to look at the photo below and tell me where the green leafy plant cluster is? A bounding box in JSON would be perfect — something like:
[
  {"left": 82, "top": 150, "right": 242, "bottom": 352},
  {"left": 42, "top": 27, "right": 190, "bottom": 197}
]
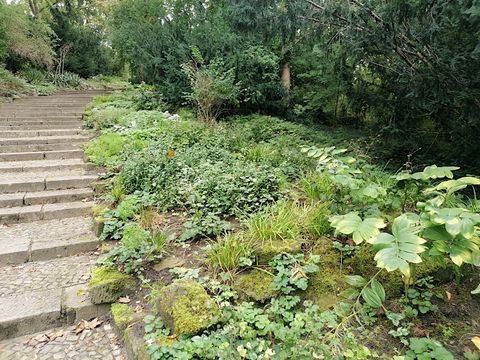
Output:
[
  {"left": 100, "top": 222, "right": 168, "bottom": 275},
  {"left": 144, "top": 261, "right": 375, "bottom": 360}
]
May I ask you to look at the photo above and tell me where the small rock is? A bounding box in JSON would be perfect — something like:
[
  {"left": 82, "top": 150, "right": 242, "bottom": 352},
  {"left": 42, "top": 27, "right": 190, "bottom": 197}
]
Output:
[
  {"left": 153, "top": 256, "right": 185, "bottom": 272},
  {"left": 234, "top": 269, "right": 277, "bottom": 302},
  {"left": 155, "top": 280, "right": 220, "bottom": 336}
]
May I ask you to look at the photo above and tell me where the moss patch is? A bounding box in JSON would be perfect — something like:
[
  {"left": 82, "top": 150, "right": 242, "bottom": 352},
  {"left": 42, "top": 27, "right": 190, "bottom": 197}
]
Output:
[
  {"left": 256, "top": 239, "right": 302, "bottom": 264},
  {"left": 88, "top": 266, "right": 136, "bottom": 304},
  {"left": 234, "top": 269, "right": 277, "bottom": 302},
  {"left": 111, "top": 303, "right": 136, "bottom": 330},
  {"left": 155, "top": 280, "right": 220, "bottom": 336},
  {"left": 305, "top": 237, "right": 347, "bottom": 310}
]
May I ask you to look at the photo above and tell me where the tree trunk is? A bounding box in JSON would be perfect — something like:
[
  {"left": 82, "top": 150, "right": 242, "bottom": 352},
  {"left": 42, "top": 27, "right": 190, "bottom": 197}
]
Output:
[{"left": 280, "top": 62, "right": 291, "bottom": 91}]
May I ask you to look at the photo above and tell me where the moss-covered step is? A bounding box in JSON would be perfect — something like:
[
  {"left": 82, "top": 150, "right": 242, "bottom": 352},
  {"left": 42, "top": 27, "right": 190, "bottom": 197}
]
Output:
[{"left": 88, "top": 266, "right": 136, "bottom": 304}]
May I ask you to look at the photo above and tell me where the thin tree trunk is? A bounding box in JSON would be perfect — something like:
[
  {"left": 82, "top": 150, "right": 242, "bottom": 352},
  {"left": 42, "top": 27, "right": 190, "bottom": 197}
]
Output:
[{"left": 280, "top": 62, "right": 291, "bottom": 90}]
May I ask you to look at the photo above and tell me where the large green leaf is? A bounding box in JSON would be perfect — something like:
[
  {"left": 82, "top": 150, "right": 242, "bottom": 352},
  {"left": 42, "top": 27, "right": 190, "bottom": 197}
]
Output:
[
  {"left": 369, "top": 215, "right": 426, "bottom": 276},
  {"left": 361, "top": 280, "right": 385, "bottom": 309},
  {"left": 330, "top": 213, "right": 386, "bottom": 244}
]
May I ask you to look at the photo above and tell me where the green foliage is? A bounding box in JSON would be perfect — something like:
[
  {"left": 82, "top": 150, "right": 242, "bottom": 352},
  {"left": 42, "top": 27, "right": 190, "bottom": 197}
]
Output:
[
  {"left": 370, "top": 214, "right": 427, "bottom": 279},
  {"left": 182, "top": 53, "right": 240, "bottom": 122},
  {"left": 0, "top": 2, "right": 55, "bottom": 68},
  {"left": 269, "top": 253, "right": 320, "bottom": 294},
  {"left": 205, "top": 233, "right": 254, "bottom": 275},
  {"left": 101, "top": 222, "right": 167, "bottom": 274},
  {"left": 121, "top": 143, "right": 281, "bottom": 220},
  {"left": 330, "top": 212, "right": 386, "bottom": 244},
  {"left": 85, "top": 133, "right": 126, "bottom": 167},
  {"left": 403, "top": 337, "right": 454, "bottom": 360}
]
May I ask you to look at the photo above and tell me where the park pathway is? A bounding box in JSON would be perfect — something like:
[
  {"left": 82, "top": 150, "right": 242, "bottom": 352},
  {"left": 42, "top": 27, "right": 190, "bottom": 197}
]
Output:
[{"left": 0, "top": 92, "right": 125, "bottom": 359}]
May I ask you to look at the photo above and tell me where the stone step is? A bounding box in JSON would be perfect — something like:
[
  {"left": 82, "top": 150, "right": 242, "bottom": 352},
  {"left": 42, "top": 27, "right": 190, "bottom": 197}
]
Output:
[
  {"left": 0, "top": 158, "right": 87, "bottom": 173},
  {"left": 0, "top": 149, "right": 84, "bottom": 161},
  {"left": 0, "top": 254, "right": 109, "bottom": 340},
  {"left": 0, "top": 135, "right": 88, "bottom": 146},
  {"left": 0, "top": 201, "right": 94, "bottom": 224},
  {"left": 0, "top": 187, "right": 93, "bottom": 207},
  {"left": 0, "top": 217, "right": 98, "bottom": 264},
  {"left": 0, "top": 118, "right": 82, "bottom": 124},
  {"left": 0, "top": 122, "right": 83, "bottom": 130},
  {"left": 0, "top": 129, "right": 86, "bottom": 138},
  {"left": 0, "top": 172, "right": 96, "bottom": 193},
  {"left": 0, "top": 142, "right": 82, "bottom": 153}
]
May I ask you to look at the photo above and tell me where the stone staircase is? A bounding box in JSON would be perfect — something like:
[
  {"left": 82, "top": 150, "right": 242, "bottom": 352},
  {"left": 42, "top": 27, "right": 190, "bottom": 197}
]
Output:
[{"left": 0, "top": 92, "right": 120, "bottom": 355}]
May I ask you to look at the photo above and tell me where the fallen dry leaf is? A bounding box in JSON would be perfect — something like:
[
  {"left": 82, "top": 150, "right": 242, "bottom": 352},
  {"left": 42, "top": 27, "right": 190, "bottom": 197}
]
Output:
[
  {"left": 73, "top": 318, "right": 103, "bottom": 335},
  {"left": 472, "top": 336, "right": 480, "bottom": 350},
  {"left": 46, "top": 330, "right": 64, "bottom": 341},
  {"left": 118, "top": 296, "right": 131, "bottom": 304},
  {"left": 445, "top": 291, "right": 452, "bottom": 304}
]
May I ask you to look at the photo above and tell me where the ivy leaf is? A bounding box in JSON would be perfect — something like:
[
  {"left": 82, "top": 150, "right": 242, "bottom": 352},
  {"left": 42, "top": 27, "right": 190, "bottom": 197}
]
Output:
[
  {"left": 330, "top": 213, "right": 386, "bottom": 244},
  {"left": 369, "top": 215, "right": 426, "bottom": 276}
]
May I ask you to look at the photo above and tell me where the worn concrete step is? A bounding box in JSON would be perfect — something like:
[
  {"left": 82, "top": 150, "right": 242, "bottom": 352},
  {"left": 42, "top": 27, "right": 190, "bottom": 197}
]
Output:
[
  {"left": 0, "top": 118, "right": 82, "bottom": 124},
  {"left": 0, "top": 187, "right": 93, "bottom": 207},
  {"left": 0, "top": 122, "right": 83, "bottom": 130},
  {"left": 0, "top": 149, "right": 84, "bottom": 161},
  {"left": 0, "top": 135, "right": 88, "bottom": 146},
  {"left": 0, "top": 172, "right": 96, "bottom": 193},
  {"left": 0, "top": 111, "right": 83, "bottom": 117},
  {"left": 0, "top": 217, "right": 98, "bottom": 265},
  {"left": 0, "top": 254, "right": 109, "bottom": 340},
  {"left": 0, "top": 115, "right": 82, "bottom": 121},
  {"left": 0, "top": 135, "right": 88, "bottom": 145},
  {"left": 0, "top": 129, "right": 86, "bottom": 138},
  {"left": 0, "top": 201, "right": 94, "bottom": 224},
  {"left": 0, "top": 142, "right": 82, "bottom": 153},
  {"left": 0, "top": 158, "right": 87, "bottom": 173}
]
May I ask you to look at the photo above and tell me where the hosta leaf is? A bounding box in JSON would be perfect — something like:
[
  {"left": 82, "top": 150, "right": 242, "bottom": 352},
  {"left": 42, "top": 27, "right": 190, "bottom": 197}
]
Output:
[{"left": 370, "top": 215, "right": 426, "bottom": 276}]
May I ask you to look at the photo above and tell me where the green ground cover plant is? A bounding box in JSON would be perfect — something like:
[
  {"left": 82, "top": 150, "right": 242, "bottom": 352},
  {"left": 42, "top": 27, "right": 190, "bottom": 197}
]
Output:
[{"left": 87, "top": 89, "right": 480, "bottom": 359}]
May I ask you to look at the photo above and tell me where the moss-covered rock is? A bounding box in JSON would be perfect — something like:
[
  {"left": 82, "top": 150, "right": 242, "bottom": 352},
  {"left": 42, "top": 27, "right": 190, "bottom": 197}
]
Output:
[
  {"left": 234, "top": 270, "right": 277, "bottom": 302},
  {"left": 305, "top": 237, "right": 347, "bottom": 310},
  {"left": 256, "top": 239, "right": 303, "bottom": 264},
  {"left": 111, "top": 303, "right": 140, "bottom": 330},
  {"left": 155, "top": 280, "right": 220, "bottom": 336},
  {"left": 88, "top": 266, "right": 136, "bottom": 304}
]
